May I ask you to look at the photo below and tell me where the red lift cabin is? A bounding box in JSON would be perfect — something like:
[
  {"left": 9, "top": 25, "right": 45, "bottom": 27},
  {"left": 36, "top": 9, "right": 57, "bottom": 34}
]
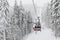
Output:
[
  {"left": 33, "top": 25, "right": 41, "bottom": 31},
  {"left": 33, "top": 17, "right": 41, "bottom": 31}
]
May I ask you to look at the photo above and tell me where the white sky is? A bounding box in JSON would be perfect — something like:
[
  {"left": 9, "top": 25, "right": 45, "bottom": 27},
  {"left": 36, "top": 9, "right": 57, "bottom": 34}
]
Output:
[
  {"left": 7, "top": 0, "right": 51, "bottom": 19},
  {"left": 7, "top": 0, "right": 51, "bottom": 7}
]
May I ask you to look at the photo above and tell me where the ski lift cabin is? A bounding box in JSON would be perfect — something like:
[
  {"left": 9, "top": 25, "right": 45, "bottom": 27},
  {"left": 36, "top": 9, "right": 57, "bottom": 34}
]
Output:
[
  {"left": 33, "top": 24, "right": 41, "bottom": 31},
  {"left": 33, "top": 17, "right": 41, "bottom": 31}
]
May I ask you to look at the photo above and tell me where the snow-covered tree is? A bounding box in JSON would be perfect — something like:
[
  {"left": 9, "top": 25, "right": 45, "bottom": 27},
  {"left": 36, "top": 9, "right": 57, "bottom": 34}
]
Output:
[
  {"left": 51, "top": 0, "right": 60, "bottom": 37},
  {"left": 11, "top": 0, "right": 22, "bottom": 40},
  {"left": 0, "top": 0, "right": 33, "bottom": 40},
  {"left": 0, "top": 0, "right": 10, "bottom": 40},
  {"left": 26, "top": 11, "right": 32, "bottom": 33}
]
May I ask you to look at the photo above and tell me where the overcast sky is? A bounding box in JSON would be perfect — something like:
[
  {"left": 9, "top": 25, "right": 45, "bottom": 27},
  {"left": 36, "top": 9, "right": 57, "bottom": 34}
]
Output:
[
  {"left": 7, "top": 0, "right": 51, "bottom": 7},
  {"left": 7, "top": 0, "right": 51, "bottom": 19}
]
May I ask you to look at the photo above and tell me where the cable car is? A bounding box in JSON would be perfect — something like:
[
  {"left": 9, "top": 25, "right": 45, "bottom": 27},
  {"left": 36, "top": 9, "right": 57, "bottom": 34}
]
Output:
[
  {"left": 33, "top": 17, "right": 41, "bottom": 31},
  {"left": 33, "top": 25, "right": 41, "bottom": 31}
]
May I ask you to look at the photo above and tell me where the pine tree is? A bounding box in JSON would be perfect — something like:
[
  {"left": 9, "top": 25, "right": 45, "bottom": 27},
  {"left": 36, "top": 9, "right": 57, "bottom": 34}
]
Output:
[
  {"left": 0, "top": 0, "right": 10, "bottom": 40},
  {"left": 51, "top": 0, "right": 60, "bottom": 37},
  {"left": 11, "top": 0, "right": 24, "bottom": 40},
  {"left": 27, "top": 11, "right": 32, "bottom": 33}
]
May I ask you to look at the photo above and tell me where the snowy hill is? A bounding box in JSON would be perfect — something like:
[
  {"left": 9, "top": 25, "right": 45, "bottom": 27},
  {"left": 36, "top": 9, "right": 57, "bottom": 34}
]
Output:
[{"left": 23, "top": 27, "right": 57, "bottom": 40}]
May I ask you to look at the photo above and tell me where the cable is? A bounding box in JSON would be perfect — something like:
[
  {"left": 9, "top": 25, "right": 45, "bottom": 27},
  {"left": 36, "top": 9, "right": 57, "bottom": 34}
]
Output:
[{"left": 32, "top": 0, "right": 38, "bottom": 18}]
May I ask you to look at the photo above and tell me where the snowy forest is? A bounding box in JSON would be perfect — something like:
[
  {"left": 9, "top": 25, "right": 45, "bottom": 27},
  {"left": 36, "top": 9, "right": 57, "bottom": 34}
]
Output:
[
  {"left": 0, "top": 0, "right": 33, "bottom": 40},
  {"left": 41, "top": 0, "right": 60, "bottom": 38},
  {"left": 1, "top": 0, "right": 60, "bottom": 40}
]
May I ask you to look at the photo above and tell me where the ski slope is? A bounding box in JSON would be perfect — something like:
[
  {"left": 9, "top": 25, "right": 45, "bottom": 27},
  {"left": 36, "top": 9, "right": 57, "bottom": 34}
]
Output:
[{"left": 23, "top": 27, "right": 57, "bottom": 40}]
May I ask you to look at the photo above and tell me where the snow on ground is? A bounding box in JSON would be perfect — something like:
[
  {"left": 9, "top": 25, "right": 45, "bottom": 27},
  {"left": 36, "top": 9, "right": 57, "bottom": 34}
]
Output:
[{"left": 23, "top": 27, "right": 57, "bottom": 40}]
